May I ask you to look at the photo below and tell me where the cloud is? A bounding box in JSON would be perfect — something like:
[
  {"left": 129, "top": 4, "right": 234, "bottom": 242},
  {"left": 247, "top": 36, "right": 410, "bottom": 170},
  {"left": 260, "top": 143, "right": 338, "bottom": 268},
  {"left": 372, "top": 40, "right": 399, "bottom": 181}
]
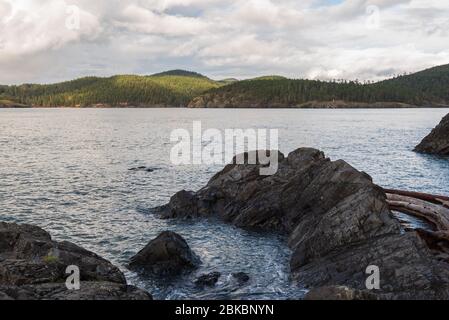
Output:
[
  {"left": 0, "top": 0, "right": 101, "bottom": 61},
  {"left": 0, "top": 0, "right": 448, "bottom": 84}
]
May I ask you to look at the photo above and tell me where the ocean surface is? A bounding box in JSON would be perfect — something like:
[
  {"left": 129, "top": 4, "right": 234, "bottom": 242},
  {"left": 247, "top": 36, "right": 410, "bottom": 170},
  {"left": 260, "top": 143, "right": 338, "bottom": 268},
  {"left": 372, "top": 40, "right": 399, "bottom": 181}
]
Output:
[{"left": 1, "top": 108, "right": 448, "bottom": 299}]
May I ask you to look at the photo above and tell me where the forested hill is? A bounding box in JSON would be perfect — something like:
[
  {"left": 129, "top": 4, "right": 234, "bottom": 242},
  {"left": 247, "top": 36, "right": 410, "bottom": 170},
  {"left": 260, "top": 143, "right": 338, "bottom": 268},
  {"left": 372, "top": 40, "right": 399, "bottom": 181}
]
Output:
[
  {"left": 188, "top": 64, "right": 449, "bottom": 108},
  {"left": 0, "top": 71, "right": 220, "bottom": 107},
  {"left": 1, "top": 65, "right": 449, "bottom": 108}
]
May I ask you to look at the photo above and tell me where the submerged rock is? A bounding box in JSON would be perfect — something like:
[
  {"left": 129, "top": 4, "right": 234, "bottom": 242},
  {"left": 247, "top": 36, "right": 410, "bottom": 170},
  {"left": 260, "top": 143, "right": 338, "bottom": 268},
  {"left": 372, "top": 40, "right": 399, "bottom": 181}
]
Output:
[
  {"left": 128, "top": 166, "right": 158, "bottom": 172},
  {"left": 195, "top": 272, "right": 221, "bottom": 287},
  {"left": 129, "top": 231, "right": 201, "bottom": 275},
  {"left": 232, "top": 272, "right": 250, "bottom": 285},
  {"left": 415, "top": 113, "right": 449, "bottom": 155},
  {"left": 0, "top": 222, "right": 151, "bottom": 300},
  {"left": 153, "top": 148, "right": 449, "bottom": 299}
]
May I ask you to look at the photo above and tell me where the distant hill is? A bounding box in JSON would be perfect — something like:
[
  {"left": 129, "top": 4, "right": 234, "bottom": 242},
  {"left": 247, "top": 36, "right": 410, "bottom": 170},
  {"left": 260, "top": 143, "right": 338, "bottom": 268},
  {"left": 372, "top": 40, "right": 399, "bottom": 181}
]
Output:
[
  {"left": 151, "top": 70, "right": 208, "bottom": 79},
  {"left": 217, "top": 78, "right": 240, "bottom": 85},
  {"left": 251, "top": 75, "right": 288, "bottom": 81},
  {"left": 0, "top": 72, "right": 220, "bottom": 107},
  {"left": 2, "top": 65, "right": 449, "bottom": 108},
  {"left": 188, "top": 64, "right": 449, "bottom": 108}
]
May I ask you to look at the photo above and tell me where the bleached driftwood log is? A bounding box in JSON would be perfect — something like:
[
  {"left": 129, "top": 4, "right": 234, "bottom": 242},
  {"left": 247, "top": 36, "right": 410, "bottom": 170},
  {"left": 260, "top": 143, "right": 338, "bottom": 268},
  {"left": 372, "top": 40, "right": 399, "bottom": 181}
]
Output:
[
  {"left": 384, "top": 188, "right": 449, "bottom": 207},
  {"left": 386, "top": 193, "right": 449, "bottom": 229},
  {"left": 386, "top": 193, "right": 449, "bottom": 244}
]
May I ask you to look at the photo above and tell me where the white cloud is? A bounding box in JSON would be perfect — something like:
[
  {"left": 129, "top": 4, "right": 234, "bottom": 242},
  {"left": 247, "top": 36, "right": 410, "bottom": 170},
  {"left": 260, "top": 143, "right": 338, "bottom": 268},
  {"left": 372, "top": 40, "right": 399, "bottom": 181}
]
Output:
[
  {"left": 0, "top": 0, "right": 448, "bottom": 84},
  {"left": 0, "top": 0, "right": 101, "bottom": 61}
]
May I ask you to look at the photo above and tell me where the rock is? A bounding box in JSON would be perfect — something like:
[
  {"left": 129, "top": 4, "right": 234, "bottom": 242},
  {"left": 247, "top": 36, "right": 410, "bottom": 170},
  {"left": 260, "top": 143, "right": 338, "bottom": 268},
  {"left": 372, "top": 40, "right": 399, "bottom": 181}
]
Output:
[
  {"left": 195, "top": 272, "right": 221, "bottom": 287},
  {"left": 232, "top": 272, "right": 250, "bottom": 284},
  {"left": 0, "top": 282, "right": 152, "bottom": 300},
  {"left": 304, "top": 286, "right": 378, "bottom": 300},
  {"left": 128, "top": 166, "right": 158, "bottom": 172},
  {"left": 129, "top": 231, "right": 200, "bottom": 275},
  {"left": 153, "top": 148, "right": 449, "bottom": 299},
  {"left": 0, "top": 222, "right": 151, "bottom": 300},
  {"left": 415, "top": 113, "right": 449, "bottom": 155}
]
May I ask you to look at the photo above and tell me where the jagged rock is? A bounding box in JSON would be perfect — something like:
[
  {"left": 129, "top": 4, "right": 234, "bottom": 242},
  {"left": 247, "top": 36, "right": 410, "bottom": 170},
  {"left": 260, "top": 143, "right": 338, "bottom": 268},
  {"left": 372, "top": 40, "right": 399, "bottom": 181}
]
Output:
[
  {"left": 232, "top": 272, "right": 250, "bottom": 284},
  {"left": 195, "top": 272, "right": 221, "bottom": 287},
  {"left": 129, "top": 231, "right": 200, "bottom": 275},
  {"left": 0, "top": 222, "right": 151, "bottom": 300},
  {"left": 304, "top": 286, "right": 378, "bottom": 300},
  {"left": 415, "top": 113, "right": 449, "bottom": 155},
  {"left": 153, "top": 148, "right": 449, "bottom": 299}
]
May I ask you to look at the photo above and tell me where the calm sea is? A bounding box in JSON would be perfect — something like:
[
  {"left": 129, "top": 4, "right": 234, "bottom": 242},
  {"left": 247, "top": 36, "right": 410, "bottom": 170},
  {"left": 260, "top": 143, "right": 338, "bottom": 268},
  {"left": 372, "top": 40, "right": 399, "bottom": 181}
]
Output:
[{"left": 1, "top": 108, "right": 448, "bottom": 299}]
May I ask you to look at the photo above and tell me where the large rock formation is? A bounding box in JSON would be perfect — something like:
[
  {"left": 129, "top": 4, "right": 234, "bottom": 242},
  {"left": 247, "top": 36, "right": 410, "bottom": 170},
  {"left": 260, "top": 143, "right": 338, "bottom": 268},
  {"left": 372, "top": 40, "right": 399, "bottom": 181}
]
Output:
[
  {"left": 415, "top": 113, "right": 449, "bottom": 155},
  {"left": 0, "top": 222, "right": 151, "bottom": 300},
  {"left": 153, "top": 148, "right": 449, "bottom": 299},
  {"left": 129, "top": 231, "right": 201, "bottom": 275}
]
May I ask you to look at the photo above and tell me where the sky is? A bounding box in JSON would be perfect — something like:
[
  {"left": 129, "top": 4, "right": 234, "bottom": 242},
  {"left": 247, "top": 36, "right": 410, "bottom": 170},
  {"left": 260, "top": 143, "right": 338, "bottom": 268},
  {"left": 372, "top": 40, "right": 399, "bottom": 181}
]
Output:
[{"left": 0, "top": 0, "right": 448, "bottom": 84}]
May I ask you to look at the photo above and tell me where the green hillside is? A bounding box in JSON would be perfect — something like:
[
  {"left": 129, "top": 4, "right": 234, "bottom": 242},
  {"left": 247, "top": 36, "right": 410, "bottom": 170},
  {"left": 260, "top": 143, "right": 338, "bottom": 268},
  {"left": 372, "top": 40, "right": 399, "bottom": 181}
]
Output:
[
  {"left": 0, "top": 72, "right": 220, "bottom": 107},
  {"left": 1, "top": 64, "right": 449, "bottom": 108},
  {"left": 188, "top": 64, "right": 449, "bottom": 108}
]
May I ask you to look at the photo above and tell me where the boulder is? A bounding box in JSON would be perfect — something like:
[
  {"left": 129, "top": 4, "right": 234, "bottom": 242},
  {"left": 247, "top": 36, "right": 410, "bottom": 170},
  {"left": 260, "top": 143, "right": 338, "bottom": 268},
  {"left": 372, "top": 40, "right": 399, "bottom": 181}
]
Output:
[
  {"left": 415, "top": 113, "right": 449, "bottom": 155},
  {"left": 0, "top": 222, "right": 151, "bottom": 300},
  {"left": 232, "top": 272, "right": 250, "bottom": 284},
  {"left": 153, "top": 148, "right": 449, "bottom": 299},
  {"left": 129, "top": 231, "right": 200, "bottom": 275},
  {"left": 195, "top": 272, "right": 221, "bottom": 287}
]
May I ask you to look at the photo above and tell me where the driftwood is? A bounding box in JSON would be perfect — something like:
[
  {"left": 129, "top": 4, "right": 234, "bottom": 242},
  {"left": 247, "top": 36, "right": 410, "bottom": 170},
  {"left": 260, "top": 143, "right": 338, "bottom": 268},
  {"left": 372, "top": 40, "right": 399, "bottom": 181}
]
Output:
[
  {"left": 386, "top": 193, "right": 449, "bottom": 231},
  {"left": 384, "top": 188, "right": 449, "bottom": 207},
  {"left": 386, "top": 191, "right": 449, "bottom": 254}
]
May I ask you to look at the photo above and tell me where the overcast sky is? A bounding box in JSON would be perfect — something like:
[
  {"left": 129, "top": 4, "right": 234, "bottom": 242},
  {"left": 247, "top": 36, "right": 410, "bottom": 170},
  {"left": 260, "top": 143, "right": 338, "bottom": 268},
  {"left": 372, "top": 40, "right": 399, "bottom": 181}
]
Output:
[{"left": 0, "top": 0, "right": 448, "bottom": 84}]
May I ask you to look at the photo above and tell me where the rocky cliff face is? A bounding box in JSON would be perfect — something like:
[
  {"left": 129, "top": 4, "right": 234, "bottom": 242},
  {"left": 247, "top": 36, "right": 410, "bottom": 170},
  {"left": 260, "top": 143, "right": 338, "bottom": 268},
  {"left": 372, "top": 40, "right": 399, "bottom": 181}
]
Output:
[
  {"left": 415, "top": 113, "right": 449, "bottom": 155},
  {"left": 0, "top": 222, "right": 151, "bottom": 300},
  {"left": 153, "top": 148, "right": 449, "bottom": 299}
]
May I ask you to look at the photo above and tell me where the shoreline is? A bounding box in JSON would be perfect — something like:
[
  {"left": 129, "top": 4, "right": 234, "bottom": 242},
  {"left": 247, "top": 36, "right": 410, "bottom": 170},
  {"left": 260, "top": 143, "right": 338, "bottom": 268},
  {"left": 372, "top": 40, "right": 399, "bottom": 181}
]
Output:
[{"left": 2, "top": 105, "right": 449, "bottom": 110}]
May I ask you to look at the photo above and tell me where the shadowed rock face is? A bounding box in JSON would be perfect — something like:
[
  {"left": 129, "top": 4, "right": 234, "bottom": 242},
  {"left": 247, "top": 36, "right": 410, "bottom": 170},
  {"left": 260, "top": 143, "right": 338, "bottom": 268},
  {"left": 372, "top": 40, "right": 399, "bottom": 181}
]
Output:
[
  {"left": 153, "top": 148, "right": 449, "bottom": 299},
  {"left": 415, "top": 114, "right": 449, "bottom": 155},
  {"left": 0, "top": 222, "right": 152, "bottom": 300},
  {"left": 129, "top": 231, "right": 201, "bottom": 275}
]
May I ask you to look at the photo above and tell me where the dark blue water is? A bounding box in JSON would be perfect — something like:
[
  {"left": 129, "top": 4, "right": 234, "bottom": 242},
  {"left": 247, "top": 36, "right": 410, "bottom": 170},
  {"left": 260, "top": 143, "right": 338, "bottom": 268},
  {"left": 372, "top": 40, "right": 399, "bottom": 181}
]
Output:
[{"left": 1, "top": 108, "right": 448, "bottom": 299}]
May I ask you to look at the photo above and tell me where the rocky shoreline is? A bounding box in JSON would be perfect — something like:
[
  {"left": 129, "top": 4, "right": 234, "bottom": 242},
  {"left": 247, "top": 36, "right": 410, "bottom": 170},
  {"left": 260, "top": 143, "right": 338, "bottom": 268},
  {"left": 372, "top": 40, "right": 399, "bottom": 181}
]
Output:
[
  {"left": 2, "top": 100, "right": 449, "bottom": 109},
  {"left": 188, "top": 97, "right": 449, "bottom": 109},
  {"left": 415, "top": 113, "right": 449, "bottom": 155},
  {"left": 153, "top": 148, "right": 449, "bottom": 299},
  {"left": 2, "top": 148, "right": 449, "bottom": 300},
  {"left": 0, "top": 222, "right": 151, "bottom": 300}
]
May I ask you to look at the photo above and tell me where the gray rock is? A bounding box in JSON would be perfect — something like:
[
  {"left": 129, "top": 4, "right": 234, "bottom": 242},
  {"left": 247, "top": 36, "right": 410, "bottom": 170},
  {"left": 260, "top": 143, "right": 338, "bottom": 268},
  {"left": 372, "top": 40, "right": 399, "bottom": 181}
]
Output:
[
  {"left": 415, "top": 113, "right": 449, "bottom": 155},
  {"left": 0, "top": 222, "right": 151, "bottom": 300},
  {"left": 195, "top": 272, "right": 221, "bottom": 287},
  {"left": 232, "top": 272, "right": 250, "bottom": 284},
  {"left": 129, "top": 231, "right": 200, "bottom": 275},
  {"left": 153, "top": 148, "right": 449, "bottom": 299},
  {"left": 0, "top": 282, "right": 152, "bottom": 300}
]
